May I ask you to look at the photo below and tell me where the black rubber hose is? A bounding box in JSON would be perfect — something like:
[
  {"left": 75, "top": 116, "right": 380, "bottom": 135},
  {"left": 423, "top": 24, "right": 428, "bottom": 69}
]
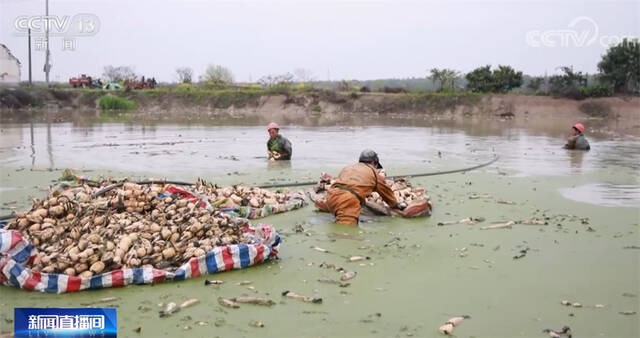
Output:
[
  {"left": 256, "top": 155, "right": 500, "bottom": 189},
  {"left": 0, "top": 156, "right": 499, "bottom": 220},
  {"left": 0, "top": 212, "right": 16, "bottom": 221}
]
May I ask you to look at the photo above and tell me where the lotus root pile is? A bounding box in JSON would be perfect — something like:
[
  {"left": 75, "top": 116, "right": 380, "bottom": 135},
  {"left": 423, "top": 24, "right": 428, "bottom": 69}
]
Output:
[
  {"left": 315, "top": 176, "right": 427, "bottom": 206},
  {"left": 6, "top": 181, "right": 298, "bottom": 277}
]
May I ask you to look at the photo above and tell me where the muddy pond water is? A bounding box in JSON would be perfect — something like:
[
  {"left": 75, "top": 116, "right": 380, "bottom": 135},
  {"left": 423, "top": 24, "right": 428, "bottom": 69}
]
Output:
[{"left": 0, "top": 118, "right": 638, "bottom": 337}]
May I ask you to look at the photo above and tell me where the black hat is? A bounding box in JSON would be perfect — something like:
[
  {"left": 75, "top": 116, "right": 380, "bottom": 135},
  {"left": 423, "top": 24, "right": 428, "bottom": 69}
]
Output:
[{"left": 359, "top": 149, "right": 383, "bottom": 169}]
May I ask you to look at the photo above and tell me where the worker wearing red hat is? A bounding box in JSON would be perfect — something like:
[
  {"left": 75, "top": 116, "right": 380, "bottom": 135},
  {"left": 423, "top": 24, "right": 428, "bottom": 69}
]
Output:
[
  {"left": 564, "top": 123, "right": 590, "bottom": 150},
  {"left": 266, "top": 122, "right": 292, "bottom": 160}
]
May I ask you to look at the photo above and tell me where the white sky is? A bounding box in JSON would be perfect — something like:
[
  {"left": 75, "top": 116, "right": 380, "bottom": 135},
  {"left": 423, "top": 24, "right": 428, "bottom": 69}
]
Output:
[{"left": 1, "top": 0, "right": 638, "bottom": 82}]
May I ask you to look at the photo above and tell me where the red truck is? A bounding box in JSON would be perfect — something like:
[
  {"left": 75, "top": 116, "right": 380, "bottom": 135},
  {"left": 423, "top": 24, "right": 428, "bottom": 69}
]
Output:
[
  {"left": 69, "top": 75, "right": 102, "bottom": 88},
  {"left": 69, "top": 74, "right": 92, "bottom": 88}
]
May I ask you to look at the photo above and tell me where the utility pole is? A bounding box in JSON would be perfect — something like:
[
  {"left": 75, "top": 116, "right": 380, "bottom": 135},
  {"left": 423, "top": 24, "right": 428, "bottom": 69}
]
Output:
[
  {"left": 28, "top": 28, "right": 32, "bottom": 85},
  {"left": 44, "top": 0, "right": 51, "bottom": 86}
]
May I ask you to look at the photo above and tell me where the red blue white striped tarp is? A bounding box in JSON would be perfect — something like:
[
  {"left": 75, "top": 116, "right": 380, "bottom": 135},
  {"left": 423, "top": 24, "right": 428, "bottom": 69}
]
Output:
[
  {"left": 0, "top": 224, "right": 280, "bottom": 293},
  {"left": 219, "top": 196, "right": 307, "bottom": 219}
]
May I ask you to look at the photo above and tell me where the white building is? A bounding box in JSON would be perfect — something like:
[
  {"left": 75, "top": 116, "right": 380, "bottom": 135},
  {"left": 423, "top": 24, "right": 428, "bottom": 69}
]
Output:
[{"left": 0, "top": 44, "right": 21, "bottom": 83}]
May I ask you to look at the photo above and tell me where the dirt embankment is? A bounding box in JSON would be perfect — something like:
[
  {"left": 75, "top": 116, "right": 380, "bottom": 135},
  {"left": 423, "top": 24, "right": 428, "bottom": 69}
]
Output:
[{"left": 1, "top": 88, "right": 639, "bottom": 135}]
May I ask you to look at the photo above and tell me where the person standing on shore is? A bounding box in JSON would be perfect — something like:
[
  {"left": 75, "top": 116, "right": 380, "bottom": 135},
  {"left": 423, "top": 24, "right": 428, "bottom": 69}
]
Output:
[
  {"left": 326, "top": 150, "right": 406, "bottom": 225},
  {"left": 266, "top": 122, "right": 292, "bottom": 160},
  {"left": 564, "top": 123, "right": 590, "bottom": 151}
]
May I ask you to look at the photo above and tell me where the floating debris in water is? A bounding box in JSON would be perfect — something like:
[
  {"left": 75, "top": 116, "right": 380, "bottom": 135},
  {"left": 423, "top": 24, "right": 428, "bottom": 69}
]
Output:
[
  {"left": 319, "top": 261, "right": 345, "bottom": 272},
  {"left": 460, "top": 217, "right": 485, "bottom": 224},
  {"left": 159, "top": 302, "right": 178, "bottom": 317},
  {"left": 327, "top": 232, "right": 364, "bottom": 241},
  {"left": 249, "top": 320, "right": 265, "bottom": 328},
  {"left": 619, "top": 311, "right": 637, "bottom": 315},
  {"left": 622, "top": 245, "right": 640, "bottom": 249},
  {"left": 542, "top": 326, "right": 571, "bottom": 338},
  {"left": 302, "top": 310, "right": 329, "bottom": 315},
  {"left": 437, "top": 221, "right": 456, "bottom": 226},
  {"left": 311, "top": 246, "right": 329, "bottom": 253},
  {"left": 513, "top": 248, "right": 529, "bottom": 260},
  {"left": 383, "top": 237, "right": 402, "bottom": 247},
  {"left": 292, "top": 223, "right": 305, "bottom": 233},
  {"left": 133, "top": 327, "right": 141, "bottom": 333},
  {"left": 80, "top": 297, "right": 119, "bottom": 306},
  {"left": 359, "top": 312, "right": 382, "bottom": 323},
  {"left": 218, "top": 297, "right": 239, "bottom": 309},
  {"left": 480, "top": 221, "right": 515, "bottom": 230},
  {"left": 341, "top": 270, "right": 357, "bottom": 281},
  {"left": 468, "top": 194, "right": 491, "bottom": 199},
  {"left": 232, "top": 296, "right": 275, "bottom": 306},
  {"left": 282, "top": 290, "right": 322, "bottom": 304},
  {"left": 438, "top": 217, "right": 485, "bottom": 226},
  {"left": 137, "top": 306, "right": 152, "bottom": 313},
  {"left": 318, "top": 278, "right": 350, "bottom": 287},
  {"left": 438, "top": 315, "right": 470, "bottom": 335},
  {"left": 179, "top": 298, "right": 199, "bottom": 309},
  {"left": 236, "top": 280, "right": 252, "bottom": 286},
  {"left": 520, "top": 218, "right": 547, "bottom": 225},
  {"left": 348, "top": 256, "right": 370, "bottom": 262},
  {"left": 204, "top": 279, "right": 224, "bottom": 285}
]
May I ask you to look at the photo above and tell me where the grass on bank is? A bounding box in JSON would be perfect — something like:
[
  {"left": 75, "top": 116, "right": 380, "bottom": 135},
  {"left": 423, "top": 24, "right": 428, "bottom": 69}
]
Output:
[{"left": 98, "top": 95, "right": 136, "bottom": 110}]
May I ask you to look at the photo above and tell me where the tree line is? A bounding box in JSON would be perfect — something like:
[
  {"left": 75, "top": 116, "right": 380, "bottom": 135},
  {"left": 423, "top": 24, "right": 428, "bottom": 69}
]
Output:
[{"left": 101, "top": 38, "right": 638, "bottom": 98}]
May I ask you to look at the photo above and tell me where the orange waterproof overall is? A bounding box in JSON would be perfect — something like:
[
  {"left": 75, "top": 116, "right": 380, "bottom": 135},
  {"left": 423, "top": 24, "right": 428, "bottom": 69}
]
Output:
[{"left": 326, "top": 163, "right": 398, "bottom": 225}]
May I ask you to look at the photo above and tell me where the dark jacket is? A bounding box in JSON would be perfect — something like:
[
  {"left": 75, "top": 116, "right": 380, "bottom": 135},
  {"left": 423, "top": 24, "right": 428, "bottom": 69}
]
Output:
[
  {"left": 267, "top": 135, "right": 292, "bottom": 160},
  {"left": 564, "top": 134, "right": 590, "bottom": 151}
]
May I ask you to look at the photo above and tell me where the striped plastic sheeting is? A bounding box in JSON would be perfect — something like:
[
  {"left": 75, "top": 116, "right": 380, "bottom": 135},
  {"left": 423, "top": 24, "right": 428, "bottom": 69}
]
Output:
[
  {"left": 219, "top": 197, "right": 307, "bottom": 219},
  {"left": 0, "top": 224, "right": 280, "bottom": 293},
  {"left": 165, "top": 185, "right": 307, "bottom": 219}
]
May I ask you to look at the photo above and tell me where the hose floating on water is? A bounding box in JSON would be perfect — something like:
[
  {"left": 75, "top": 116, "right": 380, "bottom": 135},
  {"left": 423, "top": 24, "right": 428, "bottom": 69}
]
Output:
[
  {"left": 0, "top": 156, "right": 499, "bottom": 220},
  {"left": 256, "top": 155, "right": 500, "bottom": 189}
]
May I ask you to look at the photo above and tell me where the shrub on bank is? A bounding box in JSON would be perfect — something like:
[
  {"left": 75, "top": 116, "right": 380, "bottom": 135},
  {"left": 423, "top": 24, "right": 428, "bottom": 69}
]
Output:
[
  {"left": 98, "top": 95, "right": 135, "bottom": 110},
  {"left": 579, "top": 85, "right": 613, "bottom": 98},
  {"left": 579, "top": 101, "right": 612, "bottom": 117},
  {"left": 0, "top": 88, "right": 43, "bottom": 109}
]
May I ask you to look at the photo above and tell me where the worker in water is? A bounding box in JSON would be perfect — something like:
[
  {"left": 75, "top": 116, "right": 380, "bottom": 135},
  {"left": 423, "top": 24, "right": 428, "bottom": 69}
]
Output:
[
  {"left": 564, "top": 123, "right": 590, "bottom": 151},
  {"left": 326, "top": 150, "right": 406, "bottom": 225},
  {"left": 266, "top": 122, "right": 292, "bottom": 160}
]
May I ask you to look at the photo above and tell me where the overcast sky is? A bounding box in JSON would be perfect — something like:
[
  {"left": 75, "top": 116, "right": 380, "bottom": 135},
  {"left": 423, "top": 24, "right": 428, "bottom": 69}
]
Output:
[{"left": 1, "top": 0, "right": 638, "bottom": 83}]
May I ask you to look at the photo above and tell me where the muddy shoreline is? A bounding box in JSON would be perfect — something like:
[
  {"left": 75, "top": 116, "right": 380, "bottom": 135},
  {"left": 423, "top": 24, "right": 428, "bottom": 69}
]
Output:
[{"left": 1, "top": 91, "right": 639, "bottom": 136}]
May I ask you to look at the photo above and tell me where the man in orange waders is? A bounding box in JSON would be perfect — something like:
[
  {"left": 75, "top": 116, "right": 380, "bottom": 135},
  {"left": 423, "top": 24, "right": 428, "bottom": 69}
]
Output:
[{"left": 327, "top": 150, "right": 406, "bottom": 225}]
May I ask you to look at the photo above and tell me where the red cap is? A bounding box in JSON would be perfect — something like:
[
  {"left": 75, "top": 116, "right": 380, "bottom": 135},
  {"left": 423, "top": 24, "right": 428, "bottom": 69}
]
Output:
[
  {"left": 267, "top": 122, "right": 279, "bottom": 130},
  {"left": 573, "top": 123, "right": 585, "bottom": 133}
]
